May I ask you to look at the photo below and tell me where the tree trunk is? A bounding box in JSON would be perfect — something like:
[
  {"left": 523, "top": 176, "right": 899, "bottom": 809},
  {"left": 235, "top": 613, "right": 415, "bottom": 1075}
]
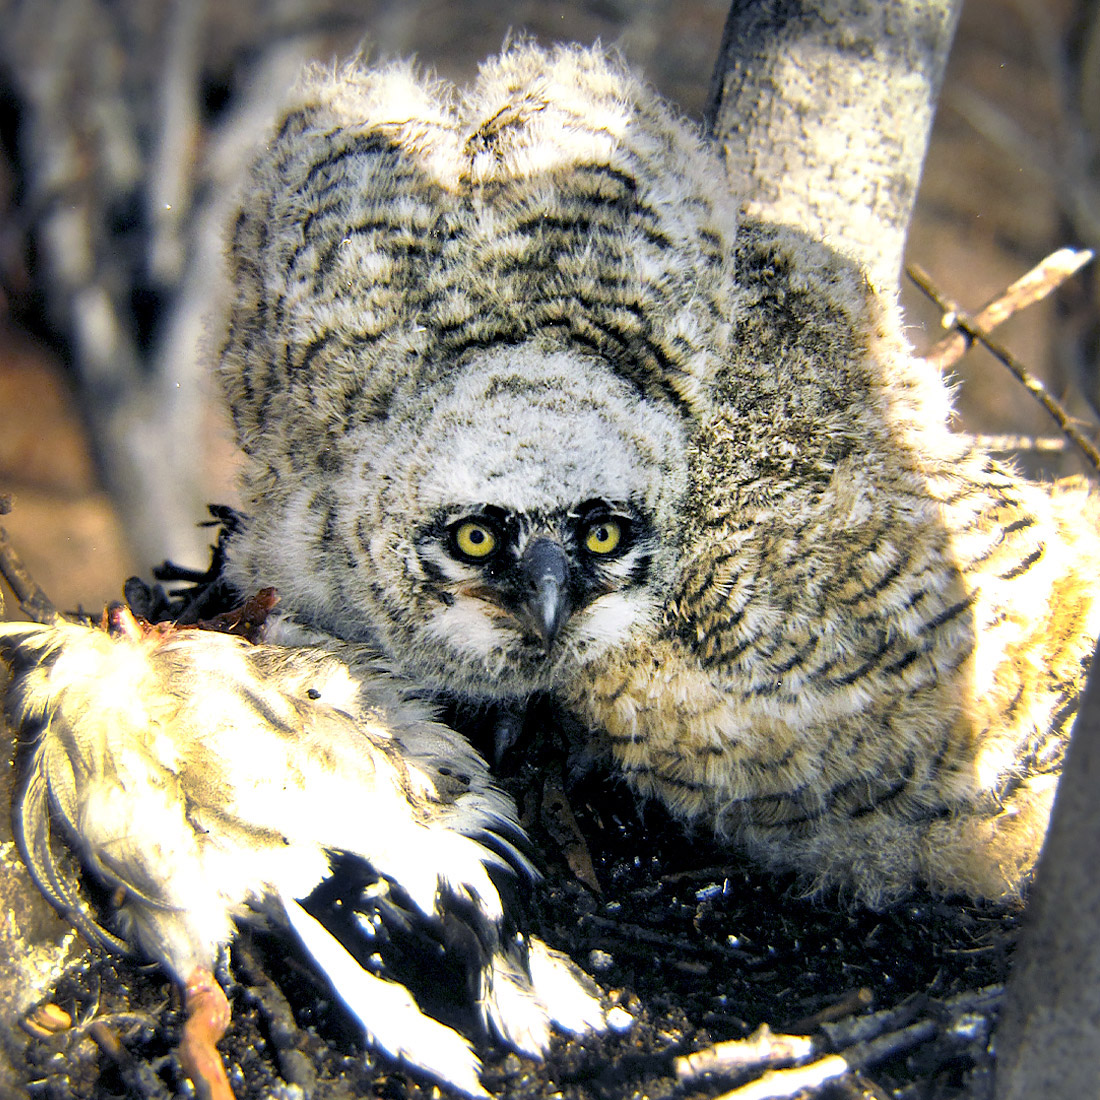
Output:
[
  {"left": 706, "top": 0, "right": 962, "bottom": 295},
  {"left": 994, "top": 636, "right": 1100, "bottom": 1099}
]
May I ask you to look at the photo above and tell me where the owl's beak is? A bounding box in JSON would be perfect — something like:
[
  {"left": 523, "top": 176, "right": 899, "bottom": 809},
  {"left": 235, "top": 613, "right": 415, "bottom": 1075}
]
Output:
[{"left": 516, "top": 537, "right": 572, "bottom": 651}]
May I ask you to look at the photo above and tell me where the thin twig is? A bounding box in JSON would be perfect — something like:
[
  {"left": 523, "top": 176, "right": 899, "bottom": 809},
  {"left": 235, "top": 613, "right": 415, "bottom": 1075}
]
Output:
[
  {"left": 784, "top": 987, "right": 874, "bottom": 1034},
  {"left": 816, "top": 995, "right": 923, "bottom": 1049},
  {"left": 675, "top": 1025, "right": 815, "bottom": 1082},
  {"left": 711, "top": 1054, "right": 850, "bottom": 1100},
  {"left": 962, "top": 432, "right": 1067, "bottom": 454},
  {"left": 0, "top": 527, "right": 60, "bottom": 622},
  {"left": 0, "top": 499, "right": 61, "bottom": 623},
  {"left": 88, "top": 1020, "right": 173, "bottom": 1100},
  {"left": 908, "top": 262, "right": 1100, "bottom": 475},
  {"left": 581, "top": 912, "right": 738, "bottom": 958},
  {"left": 922, "top": 247, "right": 1094, "bottom": 371}
]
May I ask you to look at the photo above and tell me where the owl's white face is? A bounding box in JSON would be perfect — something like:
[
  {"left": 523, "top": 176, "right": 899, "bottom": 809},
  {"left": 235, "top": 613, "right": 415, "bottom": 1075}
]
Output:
[
  {"left": 245, "top": 343, "right": 690, "bottom": 701},
  {"left": 366, "top": 344, "right": 689, "bottom": 699}
]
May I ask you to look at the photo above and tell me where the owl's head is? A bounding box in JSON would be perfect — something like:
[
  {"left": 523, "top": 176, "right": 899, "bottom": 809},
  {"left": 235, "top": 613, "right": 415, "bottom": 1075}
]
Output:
[{"left": 220, "top": 43, "right": 741, "bottom": 699}]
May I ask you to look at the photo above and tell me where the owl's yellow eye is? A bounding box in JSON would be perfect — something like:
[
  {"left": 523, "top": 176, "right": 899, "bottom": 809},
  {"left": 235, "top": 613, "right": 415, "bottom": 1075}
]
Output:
[
  {"left": 583, "top": 518, "right": 622, "bottom": 556},
  {"left": 452, "top": 519, "right": 499, "bottom": 561}
]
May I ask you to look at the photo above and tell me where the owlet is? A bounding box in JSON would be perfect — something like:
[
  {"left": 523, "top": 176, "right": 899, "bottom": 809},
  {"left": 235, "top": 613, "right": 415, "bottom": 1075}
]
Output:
[{"left": 218, "top": 42, "right": 1100, "bottom": 906}]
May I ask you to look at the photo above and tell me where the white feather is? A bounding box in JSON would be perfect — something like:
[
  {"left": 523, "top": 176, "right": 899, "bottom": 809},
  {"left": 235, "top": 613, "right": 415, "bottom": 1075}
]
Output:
[{"left": 0, "top": 616, "right": 606, "bottom": 1096}]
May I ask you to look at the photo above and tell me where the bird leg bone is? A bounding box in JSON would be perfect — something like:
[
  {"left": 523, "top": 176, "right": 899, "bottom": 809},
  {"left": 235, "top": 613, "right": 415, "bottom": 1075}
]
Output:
[{"left": 177, "top": 968, "right": 234, "bottom": 1100}]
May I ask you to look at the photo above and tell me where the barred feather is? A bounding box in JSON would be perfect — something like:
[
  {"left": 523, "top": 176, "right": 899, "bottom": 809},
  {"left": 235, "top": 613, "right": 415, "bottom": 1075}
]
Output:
[{"left": 562, "top": 222, "right": 1100, "bottom": 904}]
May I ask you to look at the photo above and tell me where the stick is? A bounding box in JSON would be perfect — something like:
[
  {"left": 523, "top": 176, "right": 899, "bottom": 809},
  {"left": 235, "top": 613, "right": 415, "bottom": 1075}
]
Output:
[
  {"left": 908, "top": 263, "right": 1100, "bottom": 475},
  {"left": 784, "top": 987, "right": 874, "bottom": 1034},
  {"left": 921, "top": 248, "right": 1094, "bottom": 372},
  {"left": 675, "top": 1025, "right": 815, "bottom": 1082},
  {"left": 0, "top": 496, "right": 61, "bottom": 623},
  {"left": 710, "top": 1054, "right": 849, "bottom": 1100}
]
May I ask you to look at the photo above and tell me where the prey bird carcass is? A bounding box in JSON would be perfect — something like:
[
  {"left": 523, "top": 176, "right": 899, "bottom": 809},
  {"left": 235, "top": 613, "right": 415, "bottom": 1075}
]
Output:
[{"left": 0, "top": 609, "right": 604, "bottom": 1099}]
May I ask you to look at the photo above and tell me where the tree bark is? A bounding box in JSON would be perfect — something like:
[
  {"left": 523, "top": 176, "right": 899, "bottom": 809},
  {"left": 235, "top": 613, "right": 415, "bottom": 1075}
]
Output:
[{"left": 706, "top": 0, "right": 962, "bottom": 295}]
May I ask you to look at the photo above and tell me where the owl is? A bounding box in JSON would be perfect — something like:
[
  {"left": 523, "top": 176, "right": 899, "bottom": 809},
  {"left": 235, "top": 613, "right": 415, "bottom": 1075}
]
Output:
[
  {"left": 0, "top": 610, "right": 604, "bottom": 1098},
  {"left": 218, "top": 42, "right": 1100, "bottom": 907}
]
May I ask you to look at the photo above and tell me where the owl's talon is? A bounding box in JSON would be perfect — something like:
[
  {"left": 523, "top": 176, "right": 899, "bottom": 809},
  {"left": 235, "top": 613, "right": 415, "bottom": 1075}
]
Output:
[
  {"left": 541, "top": 773, "right": 601, "bottom": 895},
  {"left": 492, "top": 703, "right": 527, "bottom": 766}
]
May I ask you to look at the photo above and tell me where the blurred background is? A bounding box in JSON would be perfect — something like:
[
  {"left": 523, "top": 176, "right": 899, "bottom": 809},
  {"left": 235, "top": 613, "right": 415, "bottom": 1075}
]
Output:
[{"left": 0, "top": 0, "right": 1097, "bottom": 612}]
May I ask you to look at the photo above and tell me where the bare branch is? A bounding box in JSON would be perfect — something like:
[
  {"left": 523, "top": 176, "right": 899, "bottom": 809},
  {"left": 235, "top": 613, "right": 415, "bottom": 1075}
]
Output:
[
  {"left": 0, "top": 501, "right": 61, "bottom": 623},
  {"left": 922, "top": 247, "right": 1094, "bottom": 371},
  {"left": 908, "top": 261, "right": 1100, "bottom": 474}
]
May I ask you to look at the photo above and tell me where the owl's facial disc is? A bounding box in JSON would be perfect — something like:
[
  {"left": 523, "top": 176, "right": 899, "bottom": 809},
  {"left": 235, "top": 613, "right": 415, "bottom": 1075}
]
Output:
[{"left": 346, "top": 344, "right": 687, "bottom": 698}]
